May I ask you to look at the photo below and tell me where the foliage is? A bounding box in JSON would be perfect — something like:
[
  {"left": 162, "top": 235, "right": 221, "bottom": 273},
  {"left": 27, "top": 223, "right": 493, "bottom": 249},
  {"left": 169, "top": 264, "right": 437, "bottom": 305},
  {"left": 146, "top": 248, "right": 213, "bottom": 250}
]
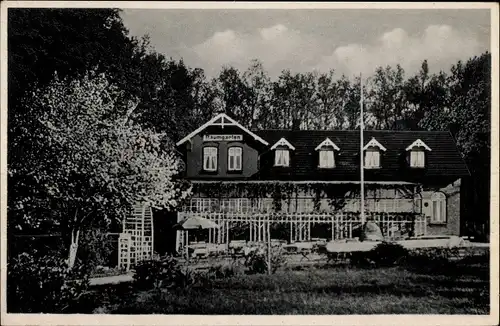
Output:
[
  {"left": 133, "top": 256, "right": 181, "bottom": 290},
  {"left": 97, "top": 261, "right": 488, "bottom": 314},
  {"left": 133, "top": 255, "right": 204, "bottom": 291},
  {"left": 366, "top": 241, "right": 409, "bottom": 267},
  {"left": 192, "top": 181, "right": 416, "bottom": 212},
  {"left": 244, "top": 246, "right": 286, "bottom": 274},
  {"left": 404, "top": 247, "right": 456, "bottom": 272},
  {"left": 77, "top": 228, "right": 116, "bottom": 271},
  {"left": 7, "top": 8, "right": 131, "bottom": 103},
  {"left": 7, "top": 251, "right": 89, "bottom": 313},
  {"left": 207, "top": 264, "right": 237, "bottom": 279},
  {"left": 8, "top": 70, "right": 191, "bottom": 267}
]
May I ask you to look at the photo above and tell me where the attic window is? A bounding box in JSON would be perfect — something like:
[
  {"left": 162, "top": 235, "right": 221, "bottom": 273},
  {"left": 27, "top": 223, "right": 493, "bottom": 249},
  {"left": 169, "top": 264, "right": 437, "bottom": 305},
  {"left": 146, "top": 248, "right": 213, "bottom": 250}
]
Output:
[
  {"left": 315, "top": 138, "right": 340, "bottom": 169},
  {"left": 363, "top": 137, "right": 386, "bottom": 169},
  {"left": 271, "top": 138, "right": 294, "bottom": 167},
  {"left": 364, "top": 149, "right": 380, "bottom": 169},
  {"left": 275, "top": 149, "right": 290, "bottom": 167},
  {"left": 406, "top": 139, "right": 431, "bottom": 168}
]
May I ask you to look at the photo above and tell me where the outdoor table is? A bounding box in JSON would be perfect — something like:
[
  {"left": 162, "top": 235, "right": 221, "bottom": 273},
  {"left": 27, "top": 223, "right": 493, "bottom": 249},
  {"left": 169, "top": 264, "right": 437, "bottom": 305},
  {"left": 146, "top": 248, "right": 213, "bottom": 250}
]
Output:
[{"left": 284, "top": 242, "right": 315, "bottom": 261}]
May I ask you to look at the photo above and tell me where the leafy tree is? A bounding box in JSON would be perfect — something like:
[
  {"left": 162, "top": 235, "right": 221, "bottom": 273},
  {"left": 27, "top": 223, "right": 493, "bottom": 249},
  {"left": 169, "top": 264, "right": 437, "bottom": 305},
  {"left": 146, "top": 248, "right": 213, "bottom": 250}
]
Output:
[
  {"left": 242, "top": 60, "right": 273, "bottom": 129},
  {"left": 366, "top": 65, "right": 406, "bottom": 129},
  {"left": 190, "top": 68, "right": 220, "bottom": 126},
  {"left": 8, "top": 8, "right": 133, "bottom": 105},
  {"left": 343, "top": 75, "right": 362, "bottom": 130},
  {"left": 419, "top": 53, "right": 491, "bottom": 237},
  {"left": 314, "top": 71, "right": 353, "bottom": 130},
  {"left": 8, "top": 71, "right": 191, "bottom": 267},
  {"left": 215, "top": 66, "right": 253, "bottom": 126},
  {"left": 272, "top": 70, "right": 317, "bottom": 129}
]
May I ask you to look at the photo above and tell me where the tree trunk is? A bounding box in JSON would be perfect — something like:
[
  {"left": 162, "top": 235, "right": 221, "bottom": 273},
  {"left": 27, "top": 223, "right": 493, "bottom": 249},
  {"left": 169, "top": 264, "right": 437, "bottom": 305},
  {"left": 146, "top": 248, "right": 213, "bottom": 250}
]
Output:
[{"left": 67, "top": 227, "right": 80, "bottom": 269}]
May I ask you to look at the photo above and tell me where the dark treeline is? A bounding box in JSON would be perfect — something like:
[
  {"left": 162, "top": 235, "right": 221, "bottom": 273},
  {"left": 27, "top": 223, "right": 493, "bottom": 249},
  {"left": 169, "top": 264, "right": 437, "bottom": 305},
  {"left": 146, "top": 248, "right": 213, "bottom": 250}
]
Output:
[{"left": 8, "top": 9, "right": 490, "bottom": 238}]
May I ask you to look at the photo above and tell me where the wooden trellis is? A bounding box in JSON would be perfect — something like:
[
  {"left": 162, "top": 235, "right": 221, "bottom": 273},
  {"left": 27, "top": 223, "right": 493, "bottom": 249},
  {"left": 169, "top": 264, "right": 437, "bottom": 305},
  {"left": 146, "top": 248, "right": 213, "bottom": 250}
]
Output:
[
  {"left": 118, "top": 204, "right": 154, "bottom": 271},
  {"left": 175, "top": 211, "right": 427, "bottom": 253}
]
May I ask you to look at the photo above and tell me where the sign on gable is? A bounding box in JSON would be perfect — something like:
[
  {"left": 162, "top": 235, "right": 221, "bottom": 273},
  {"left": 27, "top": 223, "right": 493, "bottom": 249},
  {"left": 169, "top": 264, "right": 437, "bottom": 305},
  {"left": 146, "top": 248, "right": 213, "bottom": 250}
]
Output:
[{"left": 203, "top": 134, "right": 243, "bottom": 142}]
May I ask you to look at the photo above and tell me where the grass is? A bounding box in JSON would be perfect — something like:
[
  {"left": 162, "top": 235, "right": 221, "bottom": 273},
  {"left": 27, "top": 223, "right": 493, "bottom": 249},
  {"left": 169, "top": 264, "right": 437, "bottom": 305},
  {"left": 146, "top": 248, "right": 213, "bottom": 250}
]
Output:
[{"left": 90, "top": 253, "right": 490, "bottom": 315}]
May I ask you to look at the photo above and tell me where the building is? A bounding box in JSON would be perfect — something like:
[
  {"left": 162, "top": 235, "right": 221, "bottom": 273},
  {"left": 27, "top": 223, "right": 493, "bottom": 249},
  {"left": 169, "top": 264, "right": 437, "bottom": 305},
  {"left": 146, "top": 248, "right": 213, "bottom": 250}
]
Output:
[{"left": 174, "top": 113, "right": 470, "bottom": 254}]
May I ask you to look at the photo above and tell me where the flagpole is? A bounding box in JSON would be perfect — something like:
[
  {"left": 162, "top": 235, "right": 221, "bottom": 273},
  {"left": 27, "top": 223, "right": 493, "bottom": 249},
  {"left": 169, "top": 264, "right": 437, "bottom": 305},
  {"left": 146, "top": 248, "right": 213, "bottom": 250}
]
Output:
[{"left": 360, "top": 73, "right": 365, "bottom": 226}]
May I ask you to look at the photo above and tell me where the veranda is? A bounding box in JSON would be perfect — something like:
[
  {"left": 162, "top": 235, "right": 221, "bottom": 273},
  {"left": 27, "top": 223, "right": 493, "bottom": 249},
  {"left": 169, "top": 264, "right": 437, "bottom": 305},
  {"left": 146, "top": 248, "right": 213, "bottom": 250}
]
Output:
[{"left": 175, "top": 211, "right": 427, "bottom": 255}]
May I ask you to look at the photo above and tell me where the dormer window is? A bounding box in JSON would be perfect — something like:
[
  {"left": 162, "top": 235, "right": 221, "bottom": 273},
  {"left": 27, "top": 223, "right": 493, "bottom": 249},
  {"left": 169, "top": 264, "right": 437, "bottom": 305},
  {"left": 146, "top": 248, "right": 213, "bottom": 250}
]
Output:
[
  {"left": 275, "top": 149, "right": 290, "bottom": 167},
  {"left": 406, "top": 139, "right": 432, "bottom": 168},
  {"left": 363, "top": 138, "right": 386, "bottom": 169},
  {"left": 315, "top": 138, "right": 340, "bottom": 169},
  {"left": 271, "top": 138, "right": 295, "bottom": 167}
]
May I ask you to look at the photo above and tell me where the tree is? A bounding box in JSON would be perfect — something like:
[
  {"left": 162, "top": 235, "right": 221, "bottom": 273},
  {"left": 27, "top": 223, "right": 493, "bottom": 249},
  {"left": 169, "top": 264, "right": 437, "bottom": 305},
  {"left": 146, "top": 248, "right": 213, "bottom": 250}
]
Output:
[
  {"left": 314, "top": 70, "right": 352, "bottom": 130},
  {"left": 366, "top": 65, "right": 406, "bottom": 129},
  {"left": 342, "top": 75, "right": 362, "bottom": 130},
  {"left": 242, "top": 60, "right": 273, "bottom": 129},
  {"left": 190, "top": 68, "right": 220, "bottom": 126},
  {"left": 215, "top": 66, "right": 253, "bottom": 126},
  {"left": 417, "top": 52, "right": 491, "bottom": 238},
  {"left": 272, "top": 70, "right": 317, "bottom": 129},
  {"left": 8, "top": 8, "right": 133, "bottom": 105},
  {"left": 8, "top": 71, "right": 191, "bottom": 268}
]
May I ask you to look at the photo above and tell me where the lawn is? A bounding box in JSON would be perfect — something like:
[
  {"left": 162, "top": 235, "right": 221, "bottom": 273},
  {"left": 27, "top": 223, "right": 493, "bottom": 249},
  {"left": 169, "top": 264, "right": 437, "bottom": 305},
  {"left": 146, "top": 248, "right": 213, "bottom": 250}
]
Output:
[{"left": 89, "top": 253, "right": 490, "bottom": 315}]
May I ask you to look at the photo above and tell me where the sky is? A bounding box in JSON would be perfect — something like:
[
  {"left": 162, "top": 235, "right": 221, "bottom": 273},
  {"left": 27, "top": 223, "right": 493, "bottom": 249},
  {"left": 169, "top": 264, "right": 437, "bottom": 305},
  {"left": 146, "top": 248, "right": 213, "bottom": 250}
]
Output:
[{"left": 120, "top": 9, "right": 491, "bottom": 79}]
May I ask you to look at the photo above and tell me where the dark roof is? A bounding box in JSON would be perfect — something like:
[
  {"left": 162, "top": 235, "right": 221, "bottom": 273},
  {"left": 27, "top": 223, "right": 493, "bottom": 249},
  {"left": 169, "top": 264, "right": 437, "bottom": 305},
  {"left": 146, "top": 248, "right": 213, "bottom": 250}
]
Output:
[{"left": 252, "top": 130, "right": 469, "bottom": 182}]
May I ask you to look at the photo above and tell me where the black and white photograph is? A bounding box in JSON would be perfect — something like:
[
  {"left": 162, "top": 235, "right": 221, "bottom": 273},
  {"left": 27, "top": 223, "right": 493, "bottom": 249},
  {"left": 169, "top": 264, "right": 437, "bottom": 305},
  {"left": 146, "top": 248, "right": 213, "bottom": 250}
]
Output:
[{"left": 1, "top": 2, "right": 498, "bottom": 325}]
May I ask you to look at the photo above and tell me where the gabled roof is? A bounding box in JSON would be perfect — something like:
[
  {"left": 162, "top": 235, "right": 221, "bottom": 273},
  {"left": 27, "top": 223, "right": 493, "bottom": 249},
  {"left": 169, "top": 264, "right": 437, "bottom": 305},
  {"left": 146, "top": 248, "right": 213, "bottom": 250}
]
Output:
[
  {"left": 251, "top": 130, "right": 469, "bottom": 181},
  {"left": 406, "top": 139, "right": 432, "bottom": 151},
  {"left": 270, "top": 137, "right": 295, "bottom": 150},
  {"left": 363, "top": 137, "right": 387, "bottom": 151},
  {"left": 315, "top": 137, "right": 340, "bottom": 151},
  {"left": 176, "top": 113, "right": 269, "bottom": 146}
]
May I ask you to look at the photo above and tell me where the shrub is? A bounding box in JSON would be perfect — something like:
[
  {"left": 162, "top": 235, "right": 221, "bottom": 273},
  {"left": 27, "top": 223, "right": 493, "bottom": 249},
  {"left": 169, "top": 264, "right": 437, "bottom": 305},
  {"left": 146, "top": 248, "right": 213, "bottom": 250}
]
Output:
[
  {"left": 133, "top": 255, "right": 180, "bottom": 290},
  {"left": 77, "top": 228, "right": 115, "bottom": 271},
  {"left": 367, "top": 241, "right": 409, "bottom": 267},
  {"left": 404, "top": 248, "right": 452, "bottom": 271},
  {"left": 244, "top": 246, "right": 286, "bottom": 274},
  {"left": 207, "top": 264, "right": 237, "bottom": 279},
  {"left": 7, "top": 251, "right": 89, "bottom": 313},
  {"left": 346, "top": 242, "right": 409, "bottom": 268},
  {"left": 174, "top": 266, "right": 198, "bottom": 288},
  {"left": 348, "top": 251, "right": 374, "bottom": 268}
]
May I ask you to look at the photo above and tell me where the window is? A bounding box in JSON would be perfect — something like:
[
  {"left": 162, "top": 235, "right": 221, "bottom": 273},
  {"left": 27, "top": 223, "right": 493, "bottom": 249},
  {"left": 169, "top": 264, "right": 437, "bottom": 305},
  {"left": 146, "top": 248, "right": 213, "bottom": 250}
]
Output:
[
  {"left": 363, "top": 137, "right": 385, "bottom": 169},
  {"left": 228, "top": 147, "right": 242, "bottom": 171},
  {"left": 275, "top": 149, "right": 290, "bottom": 167},
  {"left": 315, "top": 138, "right": 340, "bottom": 168},
  {"left": 319, "top": 150, "right": 335, "bottom": 168},
  {"left": 410, "top": 150, "right": 425, "bottom": 167},
  {"left": 203, "top": 146, "right": 217, "bottom": 171},
  {"left": 406, "top": 139, "right": 431, "bottom": 168},
  {"left": 431, "top": 192, "right": 446, "bottom": 223},
  {"left": 364, "top": 150, "right": 380, "bottom": 169},
  {"left": 271, "top": 138, "right": 294, "bottom": 167}
]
